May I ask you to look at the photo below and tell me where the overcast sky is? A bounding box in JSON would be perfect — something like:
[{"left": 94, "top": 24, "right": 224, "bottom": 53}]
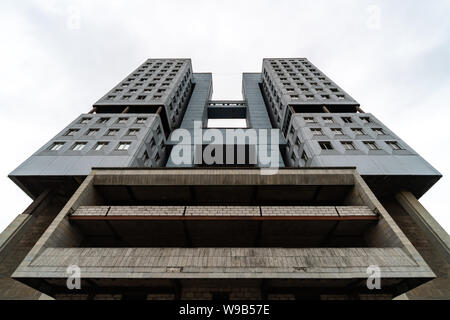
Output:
[{"left": 0, "top": 0, "right": 449, "bottom": 233}]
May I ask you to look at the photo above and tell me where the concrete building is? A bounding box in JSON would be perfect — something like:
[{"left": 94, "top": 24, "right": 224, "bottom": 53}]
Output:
[{"left": 1, "top": 58, "right": 448, "bottom": 300}]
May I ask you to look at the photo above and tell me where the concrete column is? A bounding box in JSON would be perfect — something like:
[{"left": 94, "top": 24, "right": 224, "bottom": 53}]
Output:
[{"left": 395, "top": 190, "right": 450, "bottom": 256}]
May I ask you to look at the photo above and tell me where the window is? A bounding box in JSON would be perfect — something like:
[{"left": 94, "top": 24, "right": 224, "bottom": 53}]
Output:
[
  {"left": 304, "top": 117, "right": 315, "bottom": 123},
  {"left": 386, "top": 141, "right": 404, "bottom": 150},
  {"left": 94, "top": 142, "right": 108, "bottom": 151},
  {"left": 72, "top": 142, "right": 87, "bottom": 151},
  {"left": 301, "top": 151, "right": 309, "bottom": 162},
  {"left": 97, "top": 117, "right": 110, "bottom": 124},
  {"left": 360, "top": 117, "right": 371, "bottom": 124},
  {"left": 106, "top": 129, "right": 119, "bottom": 136},
  {"left": 319, "top": 141, "right": 333, "bottom": 150},
  {"left": 323, "top": 117, "right": 333, "bottom": 124},
  {"left": 341, "top": 141, "right": 356, "bottom": 150},
  {"left": 143, "top": 151, "right": 149, "bottom": 162},
  {"left": 117, "top": 117, "right": 129, "bottom": 124},
  {"left": 337, "top": 95, "right": 345, "bottom": 100},
  {"left": 127, "top": 128, "right": 140, "bottom": 136},
  {"left": 364, "top": 141, "right": 379, "bottom": 150},
  {"left": 342, "top": 117, "right": 353, "bottom": 123},
  {"left": 117, "top": 142, "right": 131, "bottom": 151},
  {"left": 310, "top": 128, "right": 323, "bottom": 135},
  {"left": 86, "top": 129, "right": 99, "bottom": 136},
  {"left": 331, "top": 128, "right": 343, "bottom": 135},
  {"left": 137, "top": 95, "right": 146, "bottom": 100},
  {"left": 321, "top": 95, "right": 330, "bottom": 100},
  {"left": 79, "top": 117, "right": 91, "bottom": 124},
  {"left": 65, "top": 129, "right": 79, "bottom": 136},
  {"left": 49, "top": 142, "right": 64, "bottom": 151},
  {"left": 351, "top": 128, "right": 364, "bottom": 135},
  {"left": 136, "top": 117, "right": 147, "bottom": 124},
  {"left": 372, "top": 128, "right": 385, "bottom": 135}
]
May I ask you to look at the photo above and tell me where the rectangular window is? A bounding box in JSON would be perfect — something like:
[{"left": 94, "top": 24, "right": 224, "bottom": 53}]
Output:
[
  {"left": 373, "top": 128, "right": 385, "bottom": 135},
  {"left": 323, "top": 117, "right": 333, "bottom": 124},
  {"left": 342, "top": 117, "right": 353, "bottom": 124},
  {"left": 94, "top": 142, "right": 108, "bottom": 151},
  {"left": 304, "top": 117, "right": 316, "bottom": 123},
  {"left": 331, "top": 128, "right": 343, "bottom": 135},
  {"left": 301, "top": 151, "right": 308, "bottom": 162},
  {"left": 117, "top": 142, "right": 131, "bottom": 151},
  {"left": 49, "top": 142, "right": 64, "bottom": 151},
  {"left": 364, "top": 141, "right": 379, "bottom": 150},
  {"left": 136, "top": 117, "right": 147, "bottom": 124},
  {"left": 86, "top": 129, "right": 99, "bottom": 136},
  {"left": 319, "top": 141, "right": 333, "bottom": 150},
  {"left": 351, "top": 128, "right": 364, "bottom": 135},
  {"left": 106, "top": 129, "right": 119, "bottom": 136},
  {"left": 386, "top": 141, "right": 403, "bottom": 150},
  {"left": 310, "top": 128, "right": 323, "bottom": 135},
  {"left": 117, "top": 117, "right": 129, "bottom": 124},
  {"left": 127, "top": 129, "right": 140, "bottom": 136},
  {"left": 360, "top": 117, "right": 371, "bottom": 124},
  {"left": 79, "top": 117, "right": 91, "bottom": 124},
  {"left": 341, "top": 141, "right": 356, "bottom": 150},
  {"left": 97, "top": 117, "right": 110, "bottom": 124},
  {"left": 72, "top": 142, "right": 87, "bottom": 151},
  {"left": 143, "top": 151, "right": 149, "bottom": 162},
  {"left": 65, "top": 129, "right": 79, "bottom": 136}
]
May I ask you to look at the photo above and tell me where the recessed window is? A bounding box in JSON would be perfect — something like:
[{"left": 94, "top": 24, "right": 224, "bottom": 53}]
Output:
[
  {"left": 143, "top": 151, "right": 150, "bottom": 162},
  {"left": 117, "top": 142, "right": 131, "bottom": 151},
  {"left": 94, "top": 142, "right": 108, "bottom": 151},
  {"left": 319, "top": 141, "right": 333, "bottom": 150},
  {"left": 117, "top": 117, "right": 129, "bottom": 124},
  {"left": 79, "top": 117, "right": 91, "bottom": 124},
  {"left": 342, "top": 117, "right": 353, "bottom": 124},
  {"left": 341, "top": 141, "right": 356, "bottom": 150},
  {"left": 364, "top": 141, "right": 379, "bottom": 150},
  {"left": 331, "top": 128, "right": 343, "bottom": 135},
  {"left": 351, "top": 128, "right": 364, "bottom": 135},
  {"left": 323, "top": 117, "right": 333, "bottom": 124},
  {"left": 49, "top": 142, "right": 64, "bottom": 151},
  {"left": 86, "top": 129, "right": 99, "bottom": 136},
  {"left": 321, "top": 95, "right": 330, "bottom": 100},
  {"left": 373, "top": 128, "right": 385, "bottom": 135},
  {"left": 337, "top": 94, "right": 345, "bottom": 100},
  {"left": 97, "top": 117, "right": 110, "bottom": 124},
  {"left": 304, "top": 117, "right": 316, "bottom": 123},
  {"left": 310, "top": 128, "right": 323, "bottom": 135},
  {"left": 122, "top": 95, "right": 131, "bottom": 100},
  {"left": 136, "top": 117, "right": 147, "bottom": 124},
  {"left": 72, "top": 142, "right": 87, "bottom": 151},
  {"left": 127, "top": 128, "right": 140, "bottom": 136},
  {"left": 137, "top": 95, "right": 146, "bottom": 100},
  {"left": 65, "top": 129, "right": 79, "bottom": 136},
  {"left": 386, "top": 141, "right": 404, "bottom": 150},
  {"left": 301, "top": 151, "right": 309, "bottom": 162},
  {"left": 360, "top": 117, "right": 371, "bottom": 124},
  {"left": 106, "top": 129, "right": 120, "bottom": 136}
]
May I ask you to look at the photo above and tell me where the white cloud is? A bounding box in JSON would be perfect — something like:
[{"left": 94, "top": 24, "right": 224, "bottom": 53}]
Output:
[{"left": 0, "top": 0, "right": 449, "bottom": 233}]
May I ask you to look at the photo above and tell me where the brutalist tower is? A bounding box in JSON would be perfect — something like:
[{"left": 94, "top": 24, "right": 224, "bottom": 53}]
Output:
[{"left": 0, "top": 58, "right": 448, "bottom": 300}]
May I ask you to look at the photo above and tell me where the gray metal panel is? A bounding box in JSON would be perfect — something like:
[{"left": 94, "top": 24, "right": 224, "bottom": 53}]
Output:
[{"left": 242, "top": 73, "right": 273, "bottom": 129}]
